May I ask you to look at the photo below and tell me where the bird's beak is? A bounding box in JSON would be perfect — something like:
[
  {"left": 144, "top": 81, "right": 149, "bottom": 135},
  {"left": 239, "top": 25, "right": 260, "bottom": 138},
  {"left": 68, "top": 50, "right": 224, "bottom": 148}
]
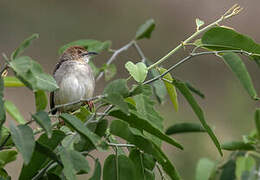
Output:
[{"left": 81, "top": 52, "right": 99, "bottom": 56}]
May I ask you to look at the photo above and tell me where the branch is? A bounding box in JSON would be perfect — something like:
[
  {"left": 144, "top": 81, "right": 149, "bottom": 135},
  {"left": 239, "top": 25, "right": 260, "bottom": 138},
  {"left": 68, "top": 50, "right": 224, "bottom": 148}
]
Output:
[
  {"left": 133, "top": 41, "right": 146, "bottom": 62},
  {"left": 32, "top": 160, "right": 56, "bottom": 180},
  {"left": 96, "top": 41, "right": 135, "bottom": 81},
  {"left": 107, "top": 142, "right": 135, "bottom": 147},
  {"left": 49, "top": 94, "right": 107, "bottom": 114},
  {"left": 143, "top": 49, "right": 253, "bottom": 85},
  {"left": 156, "top": 163, "right": 168, "bottom": 180},
  {"left": 147, "top": 4, "right": 243, "bottom": 70}
]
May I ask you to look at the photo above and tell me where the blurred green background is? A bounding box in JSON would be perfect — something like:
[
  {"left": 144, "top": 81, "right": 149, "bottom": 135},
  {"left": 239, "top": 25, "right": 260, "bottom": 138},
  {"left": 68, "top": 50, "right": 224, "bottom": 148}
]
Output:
[{"left": 1, "top": 0, "right": 259, "bottom": 179}]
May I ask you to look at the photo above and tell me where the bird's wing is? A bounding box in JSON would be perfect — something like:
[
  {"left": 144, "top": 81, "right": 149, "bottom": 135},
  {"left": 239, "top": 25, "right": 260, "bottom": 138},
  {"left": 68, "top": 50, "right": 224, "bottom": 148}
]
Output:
[{"left": 50, "top": 91, "right": 57, "bottom": 114}]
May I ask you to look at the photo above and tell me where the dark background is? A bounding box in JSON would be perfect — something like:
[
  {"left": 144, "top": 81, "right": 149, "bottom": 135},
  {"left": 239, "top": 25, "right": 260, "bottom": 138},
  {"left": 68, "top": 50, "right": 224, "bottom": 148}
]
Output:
[{"left": 1, "top": 0, "right": 259, "bottom": 179}]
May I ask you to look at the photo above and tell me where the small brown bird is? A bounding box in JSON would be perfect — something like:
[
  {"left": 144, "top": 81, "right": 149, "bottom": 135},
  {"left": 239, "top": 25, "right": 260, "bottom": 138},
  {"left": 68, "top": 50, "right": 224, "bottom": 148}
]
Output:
[{"left": 50, "top": 46, "right": 97, "bottom": 114}]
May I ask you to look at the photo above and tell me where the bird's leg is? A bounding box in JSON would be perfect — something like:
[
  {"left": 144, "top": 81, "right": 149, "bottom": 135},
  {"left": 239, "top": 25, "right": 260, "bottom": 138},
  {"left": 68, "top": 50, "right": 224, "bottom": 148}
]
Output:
[{"left": 83, "top": 100, "right": 94, "bottom": 112}]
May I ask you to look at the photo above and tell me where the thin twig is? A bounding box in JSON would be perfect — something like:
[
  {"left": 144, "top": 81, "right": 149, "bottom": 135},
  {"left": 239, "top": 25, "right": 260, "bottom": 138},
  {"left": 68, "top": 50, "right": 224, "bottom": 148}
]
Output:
[
  {"left": 86, "top": 104, "right": 114, "bottom": 124},
  {"left": 32, "top": 160, "right": 55, "bottom": 180},
  {"left": 107, "top": 142, "right": 135, "bottom": 147},
  {"left": 143, "top": 49, "right": 254, "bottom": 85},
  {"left": 133, "top": 41, "right": 146, "bottom": 62},
  {"left": 115, "top": 147, "right": 119, "bottom": 180},
  {"left": 96, "top": 41, "right": 135, "bottom": 81},
  {"left": 156, "top": 164, "right": 167, "bottom": 180},
  {"left": 49, "top": 94, "right": 107, "bottom": 114}
]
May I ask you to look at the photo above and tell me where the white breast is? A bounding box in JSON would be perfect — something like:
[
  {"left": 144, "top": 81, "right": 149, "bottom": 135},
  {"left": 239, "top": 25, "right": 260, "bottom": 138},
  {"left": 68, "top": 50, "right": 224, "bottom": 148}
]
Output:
[{"left": 54, "top": 60, "right": 95, "bottom": 112}]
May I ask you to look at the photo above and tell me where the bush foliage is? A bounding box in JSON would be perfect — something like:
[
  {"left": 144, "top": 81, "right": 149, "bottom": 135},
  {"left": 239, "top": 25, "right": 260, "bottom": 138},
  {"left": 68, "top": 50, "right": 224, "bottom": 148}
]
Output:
[{"left": 0, "top": 4, "right": 259, "bottom": 180}]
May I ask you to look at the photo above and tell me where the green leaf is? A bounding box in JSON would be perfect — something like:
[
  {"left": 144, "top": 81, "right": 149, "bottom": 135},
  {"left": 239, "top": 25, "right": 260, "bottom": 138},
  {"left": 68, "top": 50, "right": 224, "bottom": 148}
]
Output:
[
  {"left": 4, "top": 100, "right": 26, "bottom": 124},
  {"left": 220, "top": 159, "right": 236, "bottom": 180},
  {"left": 102, "top": 64, "right": 117, "bottom": 81},
  {"left": 166, "top": 122, "right": 205, "bottom": 135},
  {"left": 9, "top": 56, "right": 59, "bottom": 92},
  {"left": 221, "top": 53, "right": 258, "bottom": 100},
  {"left": 9, "top": 123, "right": 35, "bottom": 165},
  {"left": 103, "top": 154, "right": 136, "bottom": 180},
  {"left": 0, "top": 126, "right": 12, "bottom": 146},
  {"left": 129, "top": 149, "right": 145, "bottom": 180},
  {"left": 0, "top": 78, "right": 5, "bottom": 133},
  {"left": 142, "top": 153, "right": 156, "bottom": 170},
  {"left": 95, "top": 119, "right": 108, "bottom": 137},
  {"left": 103, "top": 79, "right": 129, "bottom": 114},
  {"left": 19, "top": 130, "right": 66, "bottom": 180},
  {"left": 144, "top": 169, "right": 155, "bottom": 180},
  {"left": 32, "top": 111, "right": 52, "bottom": 138},
  {"left": 60, "top": 113, "right": 102, "bottom": 149},
  {"left": 185, "top": 81, "right": 205, "bottom": 99},
  {"left": 104, "top": 93, "right": 129, "bottom": 115},
  {"left": 195, "top": 158, "right": 215, "bottom": 180},
  {"left": 3, "top": 76, "right": 24, "bottom": 87},
  {"left": 0, "top": 168, "right": 11, "bottom": 180},
  {"left": 221, "top": 141, "right": 255, "bottom": 151},
  {"left": 0, "top": 150, "right": 17, "bottom": 168},
  {"left": 109, "top": 109, "right": 183, "bottom": 149},
  {"left": 133, "top": 85, "right": 163, "bottom": 146},
  {"left": 34, "top": 142, "right": 60, "bottom": 164},
  {"left": 75, "top": 106, "right": 91, "bottom": 122},
  {"left": 11, "top": 33, "right": 39, "bottom": 60},
  {"left": 68, "top": 150, "right": 90, "bottom": 173},
  {"left": 110, "top": 120, "right": 181, "bottom": 180},
  {"left": 129, "top": 149, "right": 155, "bottom": 180},
  {"left": 201, "top": 27, "right": 260, "bottom": 65},
  {"left": 59, "top": 39, "right": 111, "bottom": 55},
  {"left": 89, "top": 159, "right": 101, "bottom": 180},
  {"left": 255, "top": 109, "right": 260, "bottom": 137},
  {"left": 60, "top": 148, "right": 76, "bottom": 180},
  {"left": 135, "top": 19, "right": 155, "bottom": 40},
  {"left": 195, "top": 18, "right": 204, "bottom": 30},
  {"left": 145, "top": 60, "right": 167, "bottom": 103},
  {"left": 133, "top": 85, "right": 163, "bottom": 130},
  {"left": 235, "top": 156, "right": 255, "bottom": 180},
  {"left": 158, "top": 67, "right": 179, "bottom": 111},
  {"left": 34, "top": 90, "right": 47, "bottom": 112},
  {"left": 125, "top": 61, "right": 148, "bottom": 83},
  {"left": 104, "top": 79, "right": 129, "bottom": 98},
  {"left": 173, "top": 79, "right": 222, "bottom": 156}
]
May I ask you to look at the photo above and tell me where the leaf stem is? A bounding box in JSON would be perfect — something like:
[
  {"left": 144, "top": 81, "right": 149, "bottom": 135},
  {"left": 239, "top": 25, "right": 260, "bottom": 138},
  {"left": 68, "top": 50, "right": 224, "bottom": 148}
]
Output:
[
  {"left": 31, "top": 160, "right": 55, "bottom": 180},
  {"left": 107, "top": 142, "right": 135, "bottom": 147},
  {"left": 147, "top": 4, "right": 242, "bottom": 71},
  {"left": 156, "top": 164, "right": 167, "bottom": 180},
  {"left": 115, "top": 147, "right": 119, "bottom": 180}
]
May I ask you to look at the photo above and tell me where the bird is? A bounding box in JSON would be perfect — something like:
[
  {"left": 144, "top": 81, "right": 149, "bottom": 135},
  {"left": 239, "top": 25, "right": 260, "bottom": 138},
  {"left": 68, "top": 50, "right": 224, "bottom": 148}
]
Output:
[{"left": 50, "top": 46, "right": 97, "bottom": 114}]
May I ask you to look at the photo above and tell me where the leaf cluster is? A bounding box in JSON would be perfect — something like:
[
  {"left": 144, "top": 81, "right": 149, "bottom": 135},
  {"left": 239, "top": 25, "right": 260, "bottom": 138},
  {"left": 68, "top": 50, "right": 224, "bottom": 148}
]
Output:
[{"left": 0, "top": 5, "right": 259, "bottom": 180}]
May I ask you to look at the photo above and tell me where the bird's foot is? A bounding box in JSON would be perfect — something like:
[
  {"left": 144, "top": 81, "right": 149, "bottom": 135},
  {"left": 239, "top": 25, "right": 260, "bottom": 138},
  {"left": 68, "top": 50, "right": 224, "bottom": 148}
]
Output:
[
  {"left": 58, "top": 119, "right": 65, "bottom": 127},
  {"left": 84, "top": 101, "right": 94, "bottom": 112}
]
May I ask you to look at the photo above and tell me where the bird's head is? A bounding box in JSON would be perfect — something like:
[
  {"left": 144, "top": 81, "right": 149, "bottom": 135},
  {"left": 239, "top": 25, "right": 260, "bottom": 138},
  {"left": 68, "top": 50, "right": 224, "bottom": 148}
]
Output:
[{"left": 61, "top": 46, "right": 98, "bottom": 63}]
